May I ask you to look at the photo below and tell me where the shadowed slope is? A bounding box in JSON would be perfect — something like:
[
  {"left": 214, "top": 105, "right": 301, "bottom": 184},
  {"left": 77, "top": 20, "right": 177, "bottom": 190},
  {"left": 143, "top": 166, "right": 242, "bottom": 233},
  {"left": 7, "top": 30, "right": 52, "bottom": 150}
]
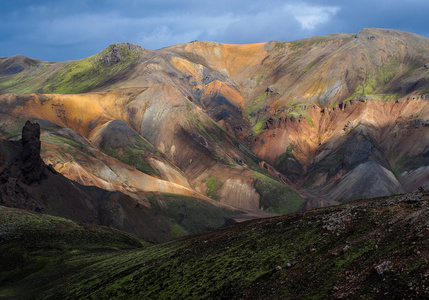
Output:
[{"left": 2, "top": 191, "right": 429, "bottom": 299}]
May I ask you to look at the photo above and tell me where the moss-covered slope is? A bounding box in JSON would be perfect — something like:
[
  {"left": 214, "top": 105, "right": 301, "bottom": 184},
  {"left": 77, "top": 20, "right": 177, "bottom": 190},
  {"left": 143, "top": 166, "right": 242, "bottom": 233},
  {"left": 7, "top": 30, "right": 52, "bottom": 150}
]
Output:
[{"left": 2, "top": 191, "right": 429, "bottom": 299}]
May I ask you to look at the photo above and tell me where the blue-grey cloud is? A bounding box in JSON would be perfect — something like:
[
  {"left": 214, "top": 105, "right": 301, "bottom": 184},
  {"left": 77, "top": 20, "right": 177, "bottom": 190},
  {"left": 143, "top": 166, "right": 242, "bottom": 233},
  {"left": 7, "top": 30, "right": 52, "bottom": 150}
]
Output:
[{"left": 1, "top": 0, "right": 429, "bottom": 61}]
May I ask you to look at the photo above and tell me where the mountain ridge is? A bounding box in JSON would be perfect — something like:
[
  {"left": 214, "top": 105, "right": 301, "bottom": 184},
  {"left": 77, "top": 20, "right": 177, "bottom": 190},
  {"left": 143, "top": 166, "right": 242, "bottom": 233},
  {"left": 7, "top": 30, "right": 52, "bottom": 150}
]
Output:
[{"left": 0, "top": 27, "right": 429, "bottom": 233}]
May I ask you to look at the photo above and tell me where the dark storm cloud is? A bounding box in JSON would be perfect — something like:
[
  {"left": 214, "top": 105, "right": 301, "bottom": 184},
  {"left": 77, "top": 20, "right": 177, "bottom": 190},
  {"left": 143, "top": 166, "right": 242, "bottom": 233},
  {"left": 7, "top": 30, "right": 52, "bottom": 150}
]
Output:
[{"left": 1, "top": 0, "right": 428, "bottom": 61}]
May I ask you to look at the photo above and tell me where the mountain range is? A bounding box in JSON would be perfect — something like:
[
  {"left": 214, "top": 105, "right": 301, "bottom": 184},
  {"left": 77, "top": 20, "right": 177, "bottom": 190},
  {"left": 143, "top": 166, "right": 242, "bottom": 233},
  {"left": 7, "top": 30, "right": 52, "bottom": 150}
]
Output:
[{"left": 0, "top": 28, "right": 429, "bottom": 242}]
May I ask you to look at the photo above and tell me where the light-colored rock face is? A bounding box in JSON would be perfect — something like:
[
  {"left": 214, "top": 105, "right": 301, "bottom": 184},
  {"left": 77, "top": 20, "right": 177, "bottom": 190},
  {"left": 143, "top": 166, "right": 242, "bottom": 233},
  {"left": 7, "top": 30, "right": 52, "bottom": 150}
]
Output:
[{"left": 219, "top": 179, "right": 260, "bottom": 211}]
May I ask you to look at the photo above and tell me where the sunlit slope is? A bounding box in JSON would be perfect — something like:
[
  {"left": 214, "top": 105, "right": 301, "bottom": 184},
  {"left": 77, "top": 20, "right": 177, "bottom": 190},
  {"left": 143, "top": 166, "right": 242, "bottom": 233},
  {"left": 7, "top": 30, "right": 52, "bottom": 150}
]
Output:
[
  {"left": 0, "top": 43, "right": 151, "bottom": 94},
  {"left": 0, "top": 86, "right": 304, "bottom": 215},
  {"left": 250, "top": 98, "right": 429, "bottom": 202},
  {"left": 0, "top": 124, "right": 258, "bottom": 243}
]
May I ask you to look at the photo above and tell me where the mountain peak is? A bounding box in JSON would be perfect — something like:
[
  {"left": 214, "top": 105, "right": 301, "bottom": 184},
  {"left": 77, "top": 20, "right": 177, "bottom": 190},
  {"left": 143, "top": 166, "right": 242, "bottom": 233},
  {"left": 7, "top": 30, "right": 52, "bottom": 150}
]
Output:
[
  {"left": 0, "top": 54, "right": 42, "bottom": 76},
  {"left": 355, "top": 27, "right": 429, "bottom": 41},
  {"left": 95, "top": 42, "right": 148, "bottom": 65}
]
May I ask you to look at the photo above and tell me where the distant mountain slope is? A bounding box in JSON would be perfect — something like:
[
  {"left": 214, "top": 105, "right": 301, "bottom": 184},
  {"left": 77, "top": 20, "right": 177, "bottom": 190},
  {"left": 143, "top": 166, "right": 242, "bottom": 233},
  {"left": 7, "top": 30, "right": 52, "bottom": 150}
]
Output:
[
  {"left": 2, "top": 191, "right": 429, "bottom": 299},
  {"left": 0, "top": 87, "right": 306, "bottom": 215},
  {"left": 0, "top": 28, "right": 428, "bottom": 216},
  {"left": 0, "top": 121, "right": 256, "bottom": 243},
  {"left": 0, "top": 43, "right": 150, "bottom": 94}
]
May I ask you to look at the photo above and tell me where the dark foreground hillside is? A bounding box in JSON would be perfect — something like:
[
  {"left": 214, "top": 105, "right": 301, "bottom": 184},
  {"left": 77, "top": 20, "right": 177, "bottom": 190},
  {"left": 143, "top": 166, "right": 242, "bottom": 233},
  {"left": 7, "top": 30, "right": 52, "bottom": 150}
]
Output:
[{"left": 2, "top": 191, "right": 429, "bottom": 299}]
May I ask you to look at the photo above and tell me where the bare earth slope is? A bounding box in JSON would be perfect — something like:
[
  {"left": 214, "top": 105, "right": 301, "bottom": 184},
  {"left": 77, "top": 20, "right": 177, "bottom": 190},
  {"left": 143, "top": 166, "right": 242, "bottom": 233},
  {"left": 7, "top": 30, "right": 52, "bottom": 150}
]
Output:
[{"left": 0, "top": 121, "right": 247, "bottom": 243}]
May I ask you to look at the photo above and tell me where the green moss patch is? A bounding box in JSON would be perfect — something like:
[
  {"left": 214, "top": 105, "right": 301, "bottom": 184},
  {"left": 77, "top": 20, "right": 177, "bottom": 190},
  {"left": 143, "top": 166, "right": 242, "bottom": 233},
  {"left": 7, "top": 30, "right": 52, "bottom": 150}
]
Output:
[
  {"left": 160, "top": 193, "right": 237, "bottom": 234},
  {"left": 253, "top": 172, "right": 304, "bottom": 214},
  {"left": 0, "top": 206, "right": 143, "bottom": 288},
  {"left": 203, "top": 175, "right": 223, "bottom": 200}
]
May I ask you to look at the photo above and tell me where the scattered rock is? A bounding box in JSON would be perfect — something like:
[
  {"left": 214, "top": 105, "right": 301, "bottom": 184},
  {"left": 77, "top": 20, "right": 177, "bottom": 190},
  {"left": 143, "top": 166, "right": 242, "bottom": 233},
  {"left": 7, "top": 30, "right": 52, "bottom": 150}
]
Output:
[
  {"left": 343, "top": 120, "right": 351, "bottom": 131},
  {"left": 233, "top": 157, "right": 244, "bottom": 166},
  {"left": 266, "top": 86, "right": 275, "bottom": 93},
  {"left": 375, "top": 261, "right": 393, "bottom": 275}
]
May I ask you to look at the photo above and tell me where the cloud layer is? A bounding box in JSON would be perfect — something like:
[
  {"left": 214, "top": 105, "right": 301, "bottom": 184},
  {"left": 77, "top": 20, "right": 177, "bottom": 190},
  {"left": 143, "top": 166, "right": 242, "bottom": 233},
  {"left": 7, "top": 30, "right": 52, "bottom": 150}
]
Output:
[{"left": 1, "top": 0, "right": 429, "bottom": 61}]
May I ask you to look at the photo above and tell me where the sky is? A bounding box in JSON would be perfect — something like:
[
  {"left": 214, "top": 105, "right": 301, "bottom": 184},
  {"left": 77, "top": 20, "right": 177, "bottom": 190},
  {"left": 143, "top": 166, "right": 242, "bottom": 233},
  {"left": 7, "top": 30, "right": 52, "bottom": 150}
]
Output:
[{"left": 1, "top": 0, "right": 429, "bottom": 62}]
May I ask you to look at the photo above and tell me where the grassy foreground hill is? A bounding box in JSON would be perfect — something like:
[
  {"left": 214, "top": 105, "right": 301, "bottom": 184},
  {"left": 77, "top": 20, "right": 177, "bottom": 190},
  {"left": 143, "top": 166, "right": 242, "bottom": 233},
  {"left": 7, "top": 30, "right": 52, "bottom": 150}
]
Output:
[{"left": 2, "top": 190, "right": 429, "bottom": 299}]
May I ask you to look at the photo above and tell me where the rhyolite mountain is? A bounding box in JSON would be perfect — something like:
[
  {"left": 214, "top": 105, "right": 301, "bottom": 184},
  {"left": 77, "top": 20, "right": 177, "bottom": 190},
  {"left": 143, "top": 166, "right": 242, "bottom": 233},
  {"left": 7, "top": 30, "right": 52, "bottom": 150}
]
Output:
[
  {"left": 0, "top": 121, "right": 246, "bottom": 243},
  {"left": 1, "top": 28, "right": 429, "bottom": 236}
]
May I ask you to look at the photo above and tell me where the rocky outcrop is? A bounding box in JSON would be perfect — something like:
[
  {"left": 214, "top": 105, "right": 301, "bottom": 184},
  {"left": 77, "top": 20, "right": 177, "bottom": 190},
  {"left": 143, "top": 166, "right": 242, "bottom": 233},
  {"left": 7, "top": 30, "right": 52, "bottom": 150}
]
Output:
[
  {"left": 20, "top": 121, "right": 44, "bottom": 185},
  {"left": 97, "top": 43, "right": 146, "bottom": 65}
]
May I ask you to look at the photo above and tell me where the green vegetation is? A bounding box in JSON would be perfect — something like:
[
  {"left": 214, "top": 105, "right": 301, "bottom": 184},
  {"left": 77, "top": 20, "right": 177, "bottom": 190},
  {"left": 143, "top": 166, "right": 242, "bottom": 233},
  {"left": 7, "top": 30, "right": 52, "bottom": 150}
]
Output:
[
  {"left": 391, "top": 153, "right": 429, "bottom": 178},
  {"left": 273, "top": 146, "right": 296, "bottom": 171},
  {"left": 289, "top": 36, "right": 334, "bottom": 51},
  {"left": 272, "top": 42, "right": 287, "bottom": 52},
  {"left": 169, "top": 224, "right": 188, "bottom": 239},
  {"left": 0, "top": 44, "right": 143, "bottom": 94},
  {"left": 147, "top": 193, "right": 161, "bottom": 212},
  {"left": 0, "top": 206, "right": 144, "bottom": 292},
  {"left": 376, "top": 57, "right": 401, "bottom": 85},
  {"left": 289, "top": 41, "right": 305, "bottom": 51},
  {"left": 0, "top": 120, "right": 27, "bottom": 140},
  {"left": 3, "top": 192, "right": 425, "bottom": 299},
  {"left": 246, "top": 93, "right": 269, "bottom": 133},
  {"left": 43, "top": 127, "right": 161, "bottom": 176},
  {"left": 242, "top": 155, "right": 272, "bottom": 178},
  {"left": 256, "top": 71, "right": 264, "bottom": 86},
  {"left": 203, "top": 175, "right": 223, "bottom": 200},
  {"left": 43, "top": 45, "right": 141, "bottom": 94},
  {"left": 350, "top": 57, "right": 402, "bottom": 100},
  {"left": 253, "top": 172, "right": 304, "bottom": 214},
  {"left": 248, "top": 93, "right": 267, "bottom": 114},
  {"left": 103, "top": 146, "right": 159, "bottom": 176},
  {"left": 360, "top": 72, "right": 378, "bottom": 95},
  {"left": 303, "top": 56, "right": 323, "bottom": 72},
  {"left": 184, "top": 102, "right": 223, "bottom": 145},
  {"left": 252, "top": 117, "right": 268, "bottom": 134},
  {"left": 41, "top": 132, "right": 96, "bottom": 162},
  {"left": 100, "top": 133, "right": 161, "bottom": 176},
  {"left": 0, "top": 64, "right": 51, "bottom": 94},
  {"left": 285, "top": 103, "right": 314, "bottom": 127},
  {"left": 42, "top": 133, "right": 85, "bottom": 150},
  {"left": 156, "top": 193, "right": 238, "bottom": 234},
  {"left": 146, "top": 192, "right": 239, "bottom": 237}
]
